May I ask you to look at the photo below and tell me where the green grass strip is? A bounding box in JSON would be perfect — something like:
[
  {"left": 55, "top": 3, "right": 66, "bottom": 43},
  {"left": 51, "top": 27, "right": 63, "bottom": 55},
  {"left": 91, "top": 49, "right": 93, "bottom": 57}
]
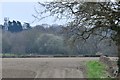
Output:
[{"left": 86, "top": 60, "right": 107, "bottom": 78}]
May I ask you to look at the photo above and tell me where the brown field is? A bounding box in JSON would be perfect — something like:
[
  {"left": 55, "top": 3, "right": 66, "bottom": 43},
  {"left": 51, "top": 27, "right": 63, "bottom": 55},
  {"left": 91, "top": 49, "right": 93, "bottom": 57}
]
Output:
[
  {"left": 2, "top": 57, "right": 100, "bottom": 78},
  {"left": 2, "top": 57, "right": 117, "bottom": 78}
]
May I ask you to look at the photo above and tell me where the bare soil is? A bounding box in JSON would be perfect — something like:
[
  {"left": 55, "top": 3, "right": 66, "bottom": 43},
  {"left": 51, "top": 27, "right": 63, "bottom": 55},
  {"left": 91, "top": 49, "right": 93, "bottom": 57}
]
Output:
[{"left": 2, "top": 57, "right": 99, "bottom": 78}]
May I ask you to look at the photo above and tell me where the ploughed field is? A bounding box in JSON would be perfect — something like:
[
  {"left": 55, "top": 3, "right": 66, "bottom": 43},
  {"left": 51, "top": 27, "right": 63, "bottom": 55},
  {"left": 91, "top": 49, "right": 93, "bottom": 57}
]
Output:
[{"left": 2, "top": 57, "right": 99, "bottom": 78}]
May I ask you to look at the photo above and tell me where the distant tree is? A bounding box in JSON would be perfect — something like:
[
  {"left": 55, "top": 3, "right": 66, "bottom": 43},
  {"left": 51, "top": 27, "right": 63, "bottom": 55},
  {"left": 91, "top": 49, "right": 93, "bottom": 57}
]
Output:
[
  {"left": 8, "top": 21, "right": 12, "bottom": 32},
  {"left": 17, "top": 21, "right": 23, "bottom": 32},
  {"left": 2, "top": 31, "right": 12, "bottom": 53},
  {"left": 12, "top": 20, "right": 18, "bottom": 32},
  {"left": 0, "top": 25, "right": 4, "bottom": 29},
  {"left": 34, "top": 33, "right": 69, "bottom": 55},
  {"left": 23, "top": 22, "right": 31, "bottom": 29},
  {"left": 7, "top": 20, "right": 23, "bottom": 32},
  {"left": 8, "top": 20, "right": 17, "bottom": 32},
  {"left": 34, "top": 25, "right": 46, "bottom": 32}
]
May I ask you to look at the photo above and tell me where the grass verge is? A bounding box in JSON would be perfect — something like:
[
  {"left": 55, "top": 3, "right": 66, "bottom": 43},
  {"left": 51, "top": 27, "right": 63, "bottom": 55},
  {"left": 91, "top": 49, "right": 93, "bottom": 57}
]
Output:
[
  {"left": 86, "top": 60, "right": 107, "bottom": 78},
  {"left": 2, "top": 53, "right": 22, "bottom": 57}
]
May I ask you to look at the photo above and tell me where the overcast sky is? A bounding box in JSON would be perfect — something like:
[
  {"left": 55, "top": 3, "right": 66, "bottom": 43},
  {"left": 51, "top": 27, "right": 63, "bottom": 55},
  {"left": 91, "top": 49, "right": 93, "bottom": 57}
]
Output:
[
  {"left": 0, "top": 0, "right": 116, "bottom": 26},
  {"left": 0, "top": 2, "right": 69, "bottom": 26}
]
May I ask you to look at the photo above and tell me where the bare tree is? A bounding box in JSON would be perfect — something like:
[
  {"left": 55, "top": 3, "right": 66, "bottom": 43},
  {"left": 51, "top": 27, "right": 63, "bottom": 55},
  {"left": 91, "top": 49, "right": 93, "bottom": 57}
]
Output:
[{"left": 35, "top": 1, "right": 120, "bottom": 77}]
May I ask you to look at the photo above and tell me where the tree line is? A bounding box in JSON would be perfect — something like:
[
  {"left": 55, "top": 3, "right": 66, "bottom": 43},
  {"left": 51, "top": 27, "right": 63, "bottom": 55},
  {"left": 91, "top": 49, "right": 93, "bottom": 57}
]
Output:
[
  {"left": 0, "top": 21, "right": 117, "bottom": 56},
  {"left": 2, "top": 19, "right": 31, "bottom": 32}
]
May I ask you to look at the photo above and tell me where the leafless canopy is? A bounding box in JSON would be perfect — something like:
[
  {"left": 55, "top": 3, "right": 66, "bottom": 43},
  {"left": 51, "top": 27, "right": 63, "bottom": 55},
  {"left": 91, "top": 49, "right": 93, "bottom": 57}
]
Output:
[{"left": 34, "top": 1, "right": 120, "bottom": 43}]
